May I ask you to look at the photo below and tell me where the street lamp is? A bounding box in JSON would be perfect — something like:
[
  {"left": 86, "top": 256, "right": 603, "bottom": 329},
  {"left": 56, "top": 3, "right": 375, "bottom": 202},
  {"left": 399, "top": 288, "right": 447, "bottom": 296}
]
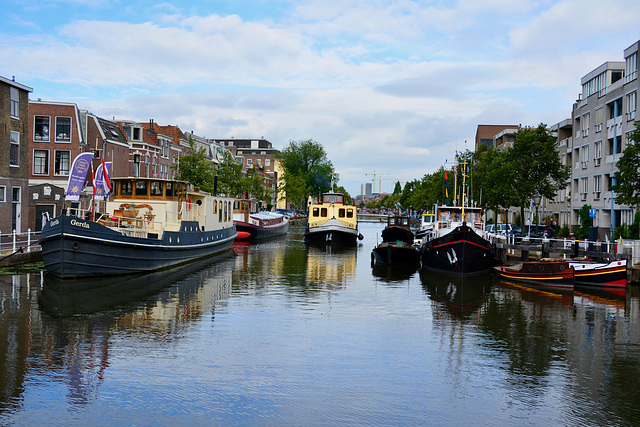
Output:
[{"left": 533, "top": 194, "right": 542, "bottom": 227}]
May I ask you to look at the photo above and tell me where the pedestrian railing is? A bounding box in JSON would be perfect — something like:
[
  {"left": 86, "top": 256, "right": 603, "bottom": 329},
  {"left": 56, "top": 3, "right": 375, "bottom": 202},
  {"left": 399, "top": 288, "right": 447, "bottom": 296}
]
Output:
[{"left": 0, "top": 229, "right": 42, "bottom": 255}]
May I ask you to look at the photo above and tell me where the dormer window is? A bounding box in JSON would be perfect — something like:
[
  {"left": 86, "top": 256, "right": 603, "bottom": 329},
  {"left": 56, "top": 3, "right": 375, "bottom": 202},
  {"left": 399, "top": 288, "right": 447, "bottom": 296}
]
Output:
[{"left": 133, "top": 127, "right": 141, "bottom": 141}]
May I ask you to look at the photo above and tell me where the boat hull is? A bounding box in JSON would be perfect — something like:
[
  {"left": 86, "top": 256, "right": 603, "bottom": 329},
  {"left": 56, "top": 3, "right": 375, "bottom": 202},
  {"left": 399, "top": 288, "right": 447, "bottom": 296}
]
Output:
[
  {"left": 39, "top": 215, "right": 237, "bottom": 278},
  {"left": 372, "top": 243, "right": 418, "bottom": 266},
  {"left": 304, "top": 220, "right": 360, "bottom": 245},
  {"left": 494, "top": 263, "right": 574, "bottom": 289},
  {"left": 570, "top": 259, "right": 627, "bottom": 288},
  {"left": 420, "top": 224, "right": 494, "bottom": 275},
  {"left": 234, "top": 220, "right": 289, "bottom": 240}
]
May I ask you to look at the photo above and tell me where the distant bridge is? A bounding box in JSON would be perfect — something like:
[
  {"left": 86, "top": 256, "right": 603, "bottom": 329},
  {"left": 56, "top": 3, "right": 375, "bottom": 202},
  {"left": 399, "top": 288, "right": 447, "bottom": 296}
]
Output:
[{"left": 357, "top": 213, "right": 388, "bottom": 223}]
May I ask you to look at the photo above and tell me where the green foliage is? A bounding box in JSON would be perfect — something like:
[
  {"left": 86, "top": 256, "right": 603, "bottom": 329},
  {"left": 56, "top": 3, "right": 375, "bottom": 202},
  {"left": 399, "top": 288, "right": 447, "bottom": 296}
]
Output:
[
  {"left": 576, "top": 204, "right": 592, "bottom": 239},
  {"left": 216, "top": 150, "right": 246, "bottom": 197},
  {"left": 278, "top": 171, "right": 307, "bottom": 210},
  {"left": 276, "top": 139, "right": 337, "bottom": 209},
  {"left": 557, "top": 223, "right": 570, "bottom": 238},
  {"left": 172, "top": 139, "right": 217, "bottom": 194},
  {"left": 630, "top": 211, "right": 640, "bottom": 239},
  {"left": 613, "top": 121, "right": 640, "bottom": 207},
  {"left": 393, "top": 181, "right": 402, "bottom": 194}
]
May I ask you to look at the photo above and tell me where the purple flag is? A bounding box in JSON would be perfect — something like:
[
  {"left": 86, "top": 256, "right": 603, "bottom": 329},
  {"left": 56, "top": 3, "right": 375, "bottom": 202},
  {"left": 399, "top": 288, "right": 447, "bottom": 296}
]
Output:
[{"left": 65, "top": 152, "right": 94, "bottom": 201}]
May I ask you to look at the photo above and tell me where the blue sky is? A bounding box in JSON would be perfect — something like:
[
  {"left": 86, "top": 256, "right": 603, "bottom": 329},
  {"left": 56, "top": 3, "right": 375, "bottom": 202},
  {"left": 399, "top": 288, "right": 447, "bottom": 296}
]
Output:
[{"left": 3, "top": 0, "right": 640, "bottom": 196}]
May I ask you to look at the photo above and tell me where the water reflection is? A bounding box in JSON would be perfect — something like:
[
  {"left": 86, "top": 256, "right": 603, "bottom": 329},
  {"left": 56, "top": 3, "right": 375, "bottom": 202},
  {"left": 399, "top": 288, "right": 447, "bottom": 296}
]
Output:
[
  {"left": 420, "top": 270, "right": 493, "bottom": 320},
  {"left": 371, "top": 263, "right": 417, "bottom": 283},
  {"left": 0, "top": 255, "right": 234, "bottom": 413}
]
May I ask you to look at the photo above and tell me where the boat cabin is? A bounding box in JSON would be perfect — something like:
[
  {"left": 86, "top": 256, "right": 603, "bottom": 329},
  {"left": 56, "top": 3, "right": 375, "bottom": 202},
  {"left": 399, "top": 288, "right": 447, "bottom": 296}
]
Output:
[
  {"left": 435, "top": 205, "right": 483, "bottom": 231},
  {"left": 308, "top": 192, "right": 357, "bottom": 230}
]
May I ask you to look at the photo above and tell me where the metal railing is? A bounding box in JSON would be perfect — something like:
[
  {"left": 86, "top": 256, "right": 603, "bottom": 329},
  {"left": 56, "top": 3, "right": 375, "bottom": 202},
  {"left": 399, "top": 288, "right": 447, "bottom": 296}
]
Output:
[{"left": 0, "top": 229, "right": 41, "bottom": 254}]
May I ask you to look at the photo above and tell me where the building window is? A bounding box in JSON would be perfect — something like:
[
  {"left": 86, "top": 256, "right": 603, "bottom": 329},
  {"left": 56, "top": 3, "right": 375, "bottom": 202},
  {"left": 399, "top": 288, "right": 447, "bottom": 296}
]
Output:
[
  {"left": 628, "top": 91, "right": 637, "bottom": 120},
  {"left": 265, "top": 159, "right": 271, "bottom": 167},
  {"left": 581, "top": 144, "right": 589, "bottom": 169},
  {"left": 626, "top": 52, "right": 637, "bottom": 83},
  {"left": 34, "top": 150, "right": 49, "bottom": 175},
  {"left": 594, "top": 175, "right": 601, "bottom": 200},
  {"left": 10, "top": 87, "right": 19, "bottom": 118},
  {"left": 582, "top": 113, "right": 590, "bottom": 137},
  {"left": 581, "top": 177, "right": 588, "bottom": 201},
  {"left": 55, "top": 117, "right": 71, "bottom": 142},
  {"left": 247, "top": 159, "right": 252, "bottom": 166},
  {"left": 0, "top": 186, "right": 5, "bottom": 202},
  {"left": 34, "top": 116, "right": 50, "bottom": 141},
  {"left": 132, "top": 127, "right": 141, "bottom": 141},
  {"left": 594, "top": 141, "right": 602, "bottom": 166},
  {"left": 10, "top": 131, "right": 20, "bottom": 166},
  {"left": 55, "top": 150, "right": 70, "bottom": 176}
]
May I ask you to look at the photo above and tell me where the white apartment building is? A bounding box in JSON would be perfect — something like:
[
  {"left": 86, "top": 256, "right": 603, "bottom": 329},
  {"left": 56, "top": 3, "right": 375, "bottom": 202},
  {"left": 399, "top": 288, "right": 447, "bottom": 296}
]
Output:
[{"left": 564, "top": 39, "right": 638, "bottom": 239}]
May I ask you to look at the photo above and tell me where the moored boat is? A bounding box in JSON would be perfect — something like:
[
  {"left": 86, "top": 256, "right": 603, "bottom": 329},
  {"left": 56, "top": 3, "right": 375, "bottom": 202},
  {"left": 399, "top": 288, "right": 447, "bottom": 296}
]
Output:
[
  {"left": 371, "top": 214, "right": 418, "bottom": 266},
  {"left": 304, "top": 191, "right": 363, "bottom": 244},
  {"left": 493, "top": 260, "right": 574, "bottom": 289},
  {"left": 419, "top": 205, "right": 494, "bottom": 275},
  {"left": 39, "top": 177, "right": 237, "bottom": 278},
  {"left": 233, "top": 198, "right": 289, "bottom": 240},
  {"left": 569, "top": 258, "right": 627, "bottom": 288}
]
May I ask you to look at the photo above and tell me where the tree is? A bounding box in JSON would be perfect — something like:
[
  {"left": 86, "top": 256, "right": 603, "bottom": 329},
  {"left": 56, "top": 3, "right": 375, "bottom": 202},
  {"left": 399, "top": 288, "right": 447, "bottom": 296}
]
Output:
[
  {"left": 613, "top": 121, "right": 640, "bottom": 207},
  {"left": 173, "top": 138, "right": 217, "bottom": 193},
  {"left": 507, "top": 124, "right": 571, "bottom": 233},
  {"left": 246, "top": 166, "right": 271, "bottom": 202},
  {"left": 278, "top": 171, "right": 307, "bottom": 210},
  {"left": 276, "top": 139, "right": 337, "bottom": 209},
  {"left": 216, "top": 150, "right": 246, "bottom": 197}
]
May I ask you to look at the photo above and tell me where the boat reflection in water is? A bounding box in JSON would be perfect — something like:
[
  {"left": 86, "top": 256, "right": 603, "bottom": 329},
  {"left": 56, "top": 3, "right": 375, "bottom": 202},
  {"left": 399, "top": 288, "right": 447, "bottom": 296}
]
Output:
[
  {"left": 420, "top": 270, "right": 493, "bottom": 320},
  {"left": 40, "top": 253, "right": 234, "bottom": 318},
  {"left": 372, "top": 263, "right": 418, "bottom": 284},
  {"left": 306, "top": 244, "right": 357, "bottom": 289}
]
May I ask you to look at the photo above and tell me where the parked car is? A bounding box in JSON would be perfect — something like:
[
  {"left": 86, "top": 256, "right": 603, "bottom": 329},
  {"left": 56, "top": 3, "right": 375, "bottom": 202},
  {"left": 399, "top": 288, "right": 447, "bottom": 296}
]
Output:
[
  {"left": 486, "top": 223, "right": 515, "bottom": 235},
  {"left": 507, "top": 224, "right": 556, "bottom": 242}
]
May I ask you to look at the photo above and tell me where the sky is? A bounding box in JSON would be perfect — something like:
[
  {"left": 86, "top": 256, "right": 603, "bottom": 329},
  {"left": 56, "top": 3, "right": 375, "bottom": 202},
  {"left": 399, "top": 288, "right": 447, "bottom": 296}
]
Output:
[{"left": 2, "top": 0, "right": 640, "bottom": 197}]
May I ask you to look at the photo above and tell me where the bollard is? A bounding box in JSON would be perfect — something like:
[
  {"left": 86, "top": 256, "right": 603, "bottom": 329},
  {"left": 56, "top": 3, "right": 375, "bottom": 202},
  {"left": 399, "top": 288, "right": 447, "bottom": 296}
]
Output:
[
  {"left": 27, "top": 228, "right": 31, "bottom": 253},
  {"left": 573, "top": 239, "right": 579, "bottom": 258}
]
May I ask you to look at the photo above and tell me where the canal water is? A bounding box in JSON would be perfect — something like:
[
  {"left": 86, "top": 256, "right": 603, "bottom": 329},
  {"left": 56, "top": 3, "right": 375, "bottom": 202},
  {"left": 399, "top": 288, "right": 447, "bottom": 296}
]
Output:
[{"left": 1, "top": 222, "right": 639, "bottom": 426}]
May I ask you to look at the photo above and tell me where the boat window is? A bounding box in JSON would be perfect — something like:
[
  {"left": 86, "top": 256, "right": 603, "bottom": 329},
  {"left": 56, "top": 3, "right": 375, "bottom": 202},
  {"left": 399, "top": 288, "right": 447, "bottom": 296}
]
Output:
[
  {"left": 320, "top": 208, "right": 328, "bottom": 217},
  {"left": 339, "top": 208, "right": 345, "bottom": 218},
  {"left": 312, "top": 207, "right": 319, "bottom": 217},
  {"left": 135, "top": 180, "right": 148, "bottom": 197},
  {"left": 219, "top": 201, "right": 223, "bottom": 221},
  {"left": 389, "top": 217, "right": 395, "bottom": 225},
  {"left": 165, "top": 182, "right": 174, "bottom": 198},
  {"left": 150, "top": 181, "right": 163, "bottom": 197},
  {"left": 120, "top": 180, "right": 133, "bottom": 196},
  {"left": 214, "top": 200, "right": 218, "bottom": 214},
  {"left": 402, "top": 218, "right": 408, "bottom": 226},
  {"left": 347, "top": 209, "right": 353, "bottom": 218}
]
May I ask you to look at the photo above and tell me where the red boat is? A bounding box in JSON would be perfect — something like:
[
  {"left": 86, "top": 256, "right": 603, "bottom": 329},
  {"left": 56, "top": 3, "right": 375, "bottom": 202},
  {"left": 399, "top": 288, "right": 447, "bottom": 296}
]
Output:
[
  {"left": 569, "top": 258, "right": 627, "bottom": 288},
  {"left": 494, "top": 260, "right": 574, "bottom": 289}
]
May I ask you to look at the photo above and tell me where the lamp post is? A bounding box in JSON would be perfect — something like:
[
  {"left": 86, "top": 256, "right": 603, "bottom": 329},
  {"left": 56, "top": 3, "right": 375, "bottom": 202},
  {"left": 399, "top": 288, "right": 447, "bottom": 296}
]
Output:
[{"left": 533, "top": 194, "right": 542, "bottom": 228}]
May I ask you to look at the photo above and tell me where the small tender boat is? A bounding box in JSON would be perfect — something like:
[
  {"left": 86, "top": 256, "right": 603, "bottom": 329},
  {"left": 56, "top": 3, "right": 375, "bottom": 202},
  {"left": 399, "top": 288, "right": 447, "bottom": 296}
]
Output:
[
  {"left": 493, "top": 260, "right": 574, "bottom": 289},
  {"left": 414, "top": 212, "right": 435, "bottom": 241},
  {"left": 233, "top": 198, "right": 289, "bottom": 240},
  {"left": 40, "top": 177, "right": 237, "bottom": 278},
  {"left": 305, "top": 191, "right": 363, "bottom": 244},
  {"left": 569, "top": 258, "right": 628, "bottom": 288},
  {"left": 371, "top": 214, "right": 418, "bottom": 266}
]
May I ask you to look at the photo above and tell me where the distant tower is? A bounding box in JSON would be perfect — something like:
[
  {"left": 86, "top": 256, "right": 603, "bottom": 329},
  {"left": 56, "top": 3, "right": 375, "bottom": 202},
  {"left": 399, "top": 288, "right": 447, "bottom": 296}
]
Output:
[{"left": 361, "top": 182, "right": 372, "bottom": 196}]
